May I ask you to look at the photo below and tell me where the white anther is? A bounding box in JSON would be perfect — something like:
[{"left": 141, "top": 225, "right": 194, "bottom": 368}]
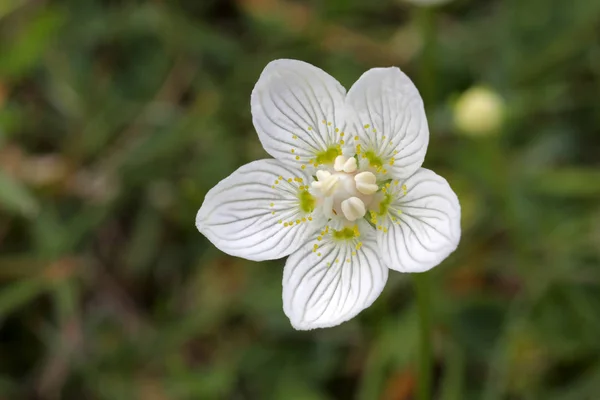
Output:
[
  {"left": 311, "top": 175, "right": 339, "bottom": 196},
  {"left": 341, "top": 197, "right": 366, "bottom": 221},
  {"left": 354, "top": 171, "right": 378, "bottom": 195},
  {"left": 342, "top": 157, "right": 357, "bottom": 173},
  {"left": 333, "top": 155, "right": 347, "bottom": 172},
  {"left": 316, "top": 170, "right": 331, "bottom": 181}
]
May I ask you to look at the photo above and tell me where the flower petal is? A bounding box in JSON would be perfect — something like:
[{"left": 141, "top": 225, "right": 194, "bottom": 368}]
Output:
[
  {"left": 346, "top": 67, "right": 429, "bottom": 178},
  {"left": 196, "top": 159, "right": 322, "bottom": 261},
  {"left": 251, "top": 59, "right": 347, "bottom": 168},
  {"left": 376, "top": 168, "right": 461, "bottom": 272},
  {"left": 283, "top": 223, "right": 388, "bottom": 330}
]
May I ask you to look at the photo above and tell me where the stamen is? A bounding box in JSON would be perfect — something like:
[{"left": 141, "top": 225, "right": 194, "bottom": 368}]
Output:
[
  {"left": 354, "top": 171, "right": 378, "bottom": 195},
  {"left": 341, "top": 197, "right": 366, "bottom": 221}
]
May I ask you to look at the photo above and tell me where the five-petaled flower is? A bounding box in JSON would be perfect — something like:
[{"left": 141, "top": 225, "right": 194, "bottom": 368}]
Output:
[{"left": 196, "top": 59, "right": 461, "bottom": 330}]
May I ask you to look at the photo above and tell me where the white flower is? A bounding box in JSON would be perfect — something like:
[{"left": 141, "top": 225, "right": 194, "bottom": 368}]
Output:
[{"left": 196, "top": 59, "right": 461, "bottom": 330}]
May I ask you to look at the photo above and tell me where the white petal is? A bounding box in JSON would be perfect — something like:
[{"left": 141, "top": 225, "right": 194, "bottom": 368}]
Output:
[
  {"left": 377, "top": 168, "right": 461, "bottom": 272},
  {"left": 251, "top": 59, "right": 347, "bottom": 167},
  {"left": 346, "top": 67, "right": 429, "bottom": 178},
  {"left": 196, "top": 159, "right": 321, "bottom": 261},
  {"left": 283, "top": 224, "right": 388, "bottom": 330}
]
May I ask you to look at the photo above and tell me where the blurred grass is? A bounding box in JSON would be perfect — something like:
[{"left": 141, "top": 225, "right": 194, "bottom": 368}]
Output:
[{"left": 0, "top": 0, "right": 599, "bottom": 399}]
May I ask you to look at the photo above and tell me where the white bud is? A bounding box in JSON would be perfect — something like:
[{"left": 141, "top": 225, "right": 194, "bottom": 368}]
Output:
[{"left": 454, "top": 86, "right": 505, "bottom": 137}]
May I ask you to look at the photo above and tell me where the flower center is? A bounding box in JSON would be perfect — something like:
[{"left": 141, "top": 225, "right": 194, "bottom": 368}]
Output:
[{"left": 311, "top": 155, "right": 379, "bottom": 222}]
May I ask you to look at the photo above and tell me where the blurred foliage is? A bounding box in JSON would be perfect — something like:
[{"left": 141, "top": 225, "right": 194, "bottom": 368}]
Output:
[{"left": 0, "top": 0, "right": 599, "bottom": 399}]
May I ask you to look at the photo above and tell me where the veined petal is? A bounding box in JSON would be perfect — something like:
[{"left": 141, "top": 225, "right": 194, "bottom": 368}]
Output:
[
  {"left": 196, "top": 159, "right": 322, "bottom": 261},
  {"left": 346, "top": 67, "right": 428, "bottom": 178},
  {"left": 283, "top": 222, "right": 388, "bottom": 330},
  {"left": 376, "top": 168, "right": 461, "bottom": 273},
  {"left": 251, "top": 59, "right": 348, "bottom": 169}
]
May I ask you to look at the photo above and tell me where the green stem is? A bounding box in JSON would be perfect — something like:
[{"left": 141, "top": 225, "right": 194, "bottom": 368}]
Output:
[
  {"left": 413, "top": 273, "right": 432, "bottom": 400},
  {"left": 413, "top": 5, "right": 437, "bottom": 400},
  {"left": 417, "top": 6, "right": 436, "bottom": 106}
]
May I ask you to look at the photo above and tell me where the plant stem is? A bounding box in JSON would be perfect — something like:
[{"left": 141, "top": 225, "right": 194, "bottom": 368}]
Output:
[
  {"left": 413, "top": 4, "right": 437, "bottom": 400},
  {"left": 417, "top": 6, "right": 436, "bottom": 106},
  {"left": 413, "top": 273, "right": 432, "bottom": 400}
]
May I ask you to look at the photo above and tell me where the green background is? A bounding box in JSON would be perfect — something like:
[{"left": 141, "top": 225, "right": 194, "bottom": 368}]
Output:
[{"left": 1, "top": 0, "right": 600, "bottom": 399}]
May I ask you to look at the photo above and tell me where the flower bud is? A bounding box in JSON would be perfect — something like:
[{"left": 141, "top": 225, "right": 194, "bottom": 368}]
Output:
[{"left": 454, "top": 86, "right": 505, "bottom": 137}]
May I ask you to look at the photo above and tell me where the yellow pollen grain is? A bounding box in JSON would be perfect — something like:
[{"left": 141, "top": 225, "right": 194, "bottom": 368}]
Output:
[
  {"left": 327, "top": 122, "right": 332, "bottom": 126},
  {"left": 346, "top": 258, "right": 350, "bottom": 263},
  {"left": 295, "top": 156, "right": 300, "bottom": 160},
  {"left": 291, "top": 149, "right": 295, "bottom": 153},
  {"left": 354, "top": 136, "right": 359, "bottom": 141},
  {"left": 382, "top": 135, "right": 386, "bottom": 140},
  {"left": 317, "top": 236, "right": 322, "bottom": 241},
  {"left": 313, "top": 244, "right": 319, "bottom": 249},
  {"left": 356, "top": 242, "right": 362, "bottom": 250},
  {"left": 270, "top": 203, "right": 274, "bottom": 207},
  {"left": 308, "top": 216, "right": 313, "bottom": 221},
  {"left": 336, "top": 128, "right": 340, "bottom": 133},
  {"left": 317, "top": 252, "right": 322, "bottom": 256},
  {"left": 292, "top": 135, "right": 298, "bottom": 139},
  {"left": 301, "top": 165, "right": 306, "bottom": 170},
  {"left": 340, "top": 140, "right": 345, "bottom": 145},
  {"left": 302, "top": 217, "right": 306, "bottom": 222},
  {"left": 364, "top": 124, "right": 370, "bottom": 129},
  {"left": 352, "top": 251, "right": 356, "bottom": 256},
  {"left": 308, "top": 126, "right": 312, "bottom": 131},
  {"left": 274, "top": 180, "right": 279, "bottom": 184},
  {"left": 284, "top": 222, "right": 289, "bottom": 227},
  {"left": 271, "top": 211, "right": 275, "bottom": 215},
  {"left": 322, "top": 119, "right": 326, "bottom": 124}
]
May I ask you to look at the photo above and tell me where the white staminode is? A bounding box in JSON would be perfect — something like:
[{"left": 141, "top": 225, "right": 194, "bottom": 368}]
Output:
[{"left": 196, "top": 59, "right": 461, "bottom": 330}]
